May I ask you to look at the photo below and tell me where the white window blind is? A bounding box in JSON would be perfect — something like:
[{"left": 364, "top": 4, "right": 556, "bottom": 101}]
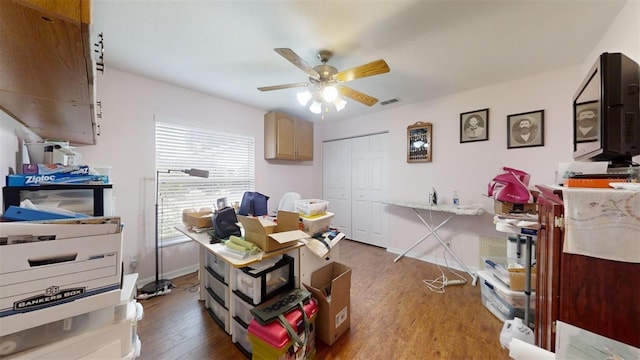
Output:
[{"left": 155, "top": 122, "right": 255, "bottom": 244}]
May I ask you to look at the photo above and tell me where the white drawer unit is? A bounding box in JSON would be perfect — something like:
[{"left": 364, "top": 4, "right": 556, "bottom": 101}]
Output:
[
  {"left": 3, "top": 300, "right": 139, "bottom": 359},
  {"left": 205, "top": 288, "right": 230, "bottom": 335},
  {"left": 231, "top": 317, "right": 252, "bottom": 357},
  {"left": 206, "top": 252, "right": 230, "bottom": 284},
  {"left": 231, "top": 292, "right": 254, "bottom": 327},
  {"left": 205, "top": 267, "right": 230, "bottom": 308}
]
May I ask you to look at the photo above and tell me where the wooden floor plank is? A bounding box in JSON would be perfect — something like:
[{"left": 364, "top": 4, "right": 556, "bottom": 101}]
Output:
[{"left": 135, "top": 239, "right": 512, "bottom": 359}]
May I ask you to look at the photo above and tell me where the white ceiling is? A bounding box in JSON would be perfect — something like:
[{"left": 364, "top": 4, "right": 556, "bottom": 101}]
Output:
[{"left": 92, "top": 0, "right": 627, "bottom": 122}]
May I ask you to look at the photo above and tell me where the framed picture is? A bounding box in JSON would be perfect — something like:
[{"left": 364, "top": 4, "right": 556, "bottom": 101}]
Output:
[
  {"left": 407, "top": 121, "right": 432, "bottom": 163},
  {"left": 460, "top": 108, "right": 489, "bottom": 143},
  {"left": 507, "top": 110, "right": 545, "bottom": 149},
  {"left": 575, "top": 100, "right": 599, "bottom": 143}
]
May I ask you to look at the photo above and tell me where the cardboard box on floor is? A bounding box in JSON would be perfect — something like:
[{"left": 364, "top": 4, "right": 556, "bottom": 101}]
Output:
[
  {"left": 237, "top": 210, "right": 309, "bottom": 252},
  {"left": 304, "top": 262, "right": 351, "bottom": 346}
]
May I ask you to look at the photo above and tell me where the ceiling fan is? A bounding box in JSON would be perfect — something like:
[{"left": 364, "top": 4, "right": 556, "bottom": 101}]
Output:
[{"left": 258, "top": 48, "right": 390, "bottom": 107}]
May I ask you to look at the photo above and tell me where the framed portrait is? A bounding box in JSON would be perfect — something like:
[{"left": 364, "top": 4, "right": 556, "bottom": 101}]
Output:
[
  {"left": 507, "top": 110, "right": 545, "bottom": 149},
  {"left": 460, "top": 108, "right": 489, "bottom": 143},
  {"left": 407, "top": 121, "right": 432, "bottom": 163},
  {"left": 575, "top": 101, "right": 599, "bottom": 143}
]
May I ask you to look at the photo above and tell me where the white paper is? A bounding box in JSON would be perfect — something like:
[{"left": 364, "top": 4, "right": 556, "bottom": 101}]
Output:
[{"left": 509, "top": 338, "right": 555, "bottom": 360}]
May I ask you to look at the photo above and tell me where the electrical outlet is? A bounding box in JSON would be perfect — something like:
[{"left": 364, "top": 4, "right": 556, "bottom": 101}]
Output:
[{"left": 130, "top": 255, "right": 138, "bottom": 269}]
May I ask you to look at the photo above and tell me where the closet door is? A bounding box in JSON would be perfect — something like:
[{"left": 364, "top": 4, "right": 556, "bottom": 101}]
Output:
[
  {"left": 351, "top": 133, "right": 388, "bottom": 247},
  {"left": 322, "top": 139, "right": 352, "bottom": 237}
]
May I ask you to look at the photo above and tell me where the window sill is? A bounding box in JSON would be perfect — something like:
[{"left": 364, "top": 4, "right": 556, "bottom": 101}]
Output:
[{"left": 160, "top": 234, "right": 192, "bottom": 248}]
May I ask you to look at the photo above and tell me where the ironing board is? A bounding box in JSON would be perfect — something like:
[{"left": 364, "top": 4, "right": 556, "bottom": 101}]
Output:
[{"left": 383, "top": 201, "right": 485, "bottom": 286}]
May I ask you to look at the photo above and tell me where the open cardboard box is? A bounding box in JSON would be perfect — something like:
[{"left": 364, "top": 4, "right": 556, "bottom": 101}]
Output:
[
  {"left": 304, "top": 261, "right": 351, "bottom": 346},
  {"left": 237, "top": 210, "right": 309, "bottom": 252},
  {"left": 184, "top": 211, "right": 213, "bottom": 228}
]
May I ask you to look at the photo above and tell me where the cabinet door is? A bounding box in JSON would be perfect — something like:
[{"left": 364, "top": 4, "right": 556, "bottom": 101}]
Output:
[
  {"left": 294, "top": 119, "right": 313, "bottom": 160},
  {"left": 0, "top": 0, "right": 96, "bottom": 145},
  {"left": 264, "top": 112, "right": 313, "bottom": 160},
  {"left": 535, "top": 193, "right": 563, "bottom": 352},
  {"left": 265, "top": 112, "right": 295, "bottom": 160}
]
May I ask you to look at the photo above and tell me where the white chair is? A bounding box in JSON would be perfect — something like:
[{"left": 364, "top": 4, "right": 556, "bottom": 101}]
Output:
[{"left": 277, "top": 192, "right": 301, "bottom": 212}]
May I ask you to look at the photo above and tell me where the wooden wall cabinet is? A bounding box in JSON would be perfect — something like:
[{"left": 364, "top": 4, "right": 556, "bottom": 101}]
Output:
[
  {"left": 535, "top": 185, "right": 640, "bottom": 352},
  {"left": 264, "top": 111, "right": 313, "bottom": 161},
  {"left": 0, "top": 0, "right": 97, "bottom": 145}
]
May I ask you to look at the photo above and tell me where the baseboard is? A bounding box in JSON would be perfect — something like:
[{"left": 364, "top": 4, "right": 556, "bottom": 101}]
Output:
[
  {"left": 133, "top": 264, "right": 199, "bottom": 290},
  {"left": 386, "top": 246, "right": 480, "bottom": 274}
]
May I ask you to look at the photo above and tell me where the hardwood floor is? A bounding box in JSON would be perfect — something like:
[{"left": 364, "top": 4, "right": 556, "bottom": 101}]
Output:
[{"left": 135, "top": 240, "right": 512, "bottom": 359}]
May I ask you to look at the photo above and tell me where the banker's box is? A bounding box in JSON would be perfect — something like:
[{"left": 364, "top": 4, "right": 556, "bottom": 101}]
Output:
[
  {"left": 237, "top": 210, "right": 309, "bottom": 252},
  {"left": 0, "top": 220, "right": 123, "bottom": 336},
  {"left": 304, "top": 261, "right": 351, "bottom": 346}
]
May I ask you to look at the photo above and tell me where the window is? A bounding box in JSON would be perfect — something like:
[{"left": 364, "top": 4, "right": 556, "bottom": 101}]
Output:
[{"left": 155, "top": 122, "right": 255, "bottom": 245}]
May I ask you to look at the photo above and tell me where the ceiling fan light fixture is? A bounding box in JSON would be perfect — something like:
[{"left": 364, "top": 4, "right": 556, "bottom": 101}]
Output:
[
  {"left": 322, "top": 86, "right": 338, "bottom": 102},
  {"left": 333, "top": 97, "right": 347, "bottom": 112},
  {"left": 309, "top": 101, "right": 322, "bottom": 114},
  {"left": 297, "top": 91, "right": 312, "bottom": 106}
]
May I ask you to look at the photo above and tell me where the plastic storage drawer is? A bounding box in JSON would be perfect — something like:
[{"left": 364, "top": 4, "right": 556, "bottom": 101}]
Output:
[
  {"left": 301, "top": 212, "right": 334, "bottom": 236},
  {"left": 205, "top": 287, "right": 230, "bottom": 334},
  {"left": 205, "top": 266, "right": 230, "bottom": 308},
  {"left": 233, "top": 255, "right": 294, "bottom": 306},
  {"left": 206, "top": 251, "right": 230, "bottom": 284},
  {"left": 294, "top": 199, "right": 329, "bottom": 218},
  {"left": 478, "top": 270, "right": 534, "bottom": 321},
  {"left": 231, "top": 318, "right": 252, "bottom": 357},
  {"left": 232, "top": 292, "right": 255, "bottom": 326}
]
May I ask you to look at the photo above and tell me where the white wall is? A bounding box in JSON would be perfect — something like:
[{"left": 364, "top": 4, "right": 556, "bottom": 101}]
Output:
[
  {"left": 70, "top": 68, "right": 323, "bottom": 283},
  {"left": 316, "top": 0, "right": 639, "bottom": 271},
  {"left": 1, "top": 1, "right": 637, "bottom": 282}
]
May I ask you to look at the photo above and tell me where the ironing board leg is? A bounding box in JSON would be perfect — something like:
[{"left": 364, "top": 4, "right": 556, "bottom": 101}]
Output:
[{"left": 394, "top": 208, "right": 478, "bottom": 286}]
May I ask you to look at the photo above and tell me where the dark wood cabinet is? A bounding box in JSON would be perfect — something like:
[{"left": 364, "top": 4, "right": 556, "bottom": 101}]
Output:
[
  {"left": 535, "top": 185, "right": 640, "bottom": 352},
  {"left": 0, "top": 0, "right": 97, "bottom": 145}
]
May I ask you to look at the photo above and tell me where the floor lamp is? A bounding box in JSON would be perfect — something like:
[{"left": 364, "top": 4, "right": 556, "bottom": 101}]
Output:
[{"left": 139, "top": 168, "right": 209, "bottom": 299}]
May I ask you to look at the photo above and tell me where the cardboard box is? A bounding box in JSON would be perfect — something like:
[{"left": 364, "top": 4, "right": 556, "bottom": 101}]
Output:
[
  {"left": 0, "top": 220, "right": 122, "bottom": 336},
  {"left": 508, "top": 267, "right": 537, "bottom": 291},
  {"left": 304, "top": 262, "right": 351, "bottom": 346},
  {"left": 237, "top": 211, "right": 309, "bottom": 252},
  {"left": 493, "top": 200, "right": 537, "bottom": 215},
  {"left": 6, "top": 174, "right": 109, "bottom": 186},
  {"left": 493, "top": 190, "right": 539, "bottom": 215},
  {"left": 184, "top": 211, "right": 213, "bottom": 228}
]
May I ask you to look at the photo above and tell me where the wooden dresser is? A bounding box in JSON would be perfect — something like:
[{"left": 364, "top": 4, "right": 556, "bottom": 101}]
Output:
[{"left": 535, "top": 185, "right": 640, "bottom": 351}]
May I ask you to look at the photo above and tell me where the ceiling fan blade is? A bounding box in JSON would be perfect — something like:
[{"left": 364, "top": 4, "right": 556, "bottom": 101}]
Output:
[
  {"left": 336, "top": 59, "right": 390, "bottom": 82},
  {"left": 258, "top": 82, "right": 310, "bottom": 92},
  {"left": 274, "top": 48, "right": 320, "bottom": 80},
  {"left": 338, "top": 85, "right": 379, "bottom": 107}
]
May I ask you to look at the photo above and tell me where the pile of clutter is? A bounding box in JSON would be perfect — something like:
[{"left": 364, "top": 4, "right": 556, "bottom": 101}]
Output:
[
  {"left": 6, "top": 140, "right": 110, "bottom": 186},
  {"left": 488, "top": 167, "right": 537, "bottom": 215}
]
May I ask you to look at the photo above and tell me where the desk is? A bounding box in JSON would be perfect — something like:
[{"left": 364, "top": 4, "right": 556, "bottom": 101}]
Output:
[
  {"left": 493, "top": 215, "right": 538, "bottom": 327},
  {"left": 176, "top": 225, "right": 303, "bottom": 301},
  {"left": 383, "top": 201, "right": 485, "bottom": 286}
]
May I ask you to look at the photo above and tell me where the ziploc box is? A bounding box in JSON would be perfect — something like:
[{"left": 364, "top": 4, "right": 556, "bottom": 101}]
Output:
[
  {"left": 237, "top": 210, "right": 309, "bottom": 252},
  {"left": 304, "top": 262, "right": 351, "bottom": 346},
  {"left": 0, "top": 217, "right": 123, "bottom": 337},
  {"left": 6, "top": 173, "right": 109, "bottom": 186}
]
